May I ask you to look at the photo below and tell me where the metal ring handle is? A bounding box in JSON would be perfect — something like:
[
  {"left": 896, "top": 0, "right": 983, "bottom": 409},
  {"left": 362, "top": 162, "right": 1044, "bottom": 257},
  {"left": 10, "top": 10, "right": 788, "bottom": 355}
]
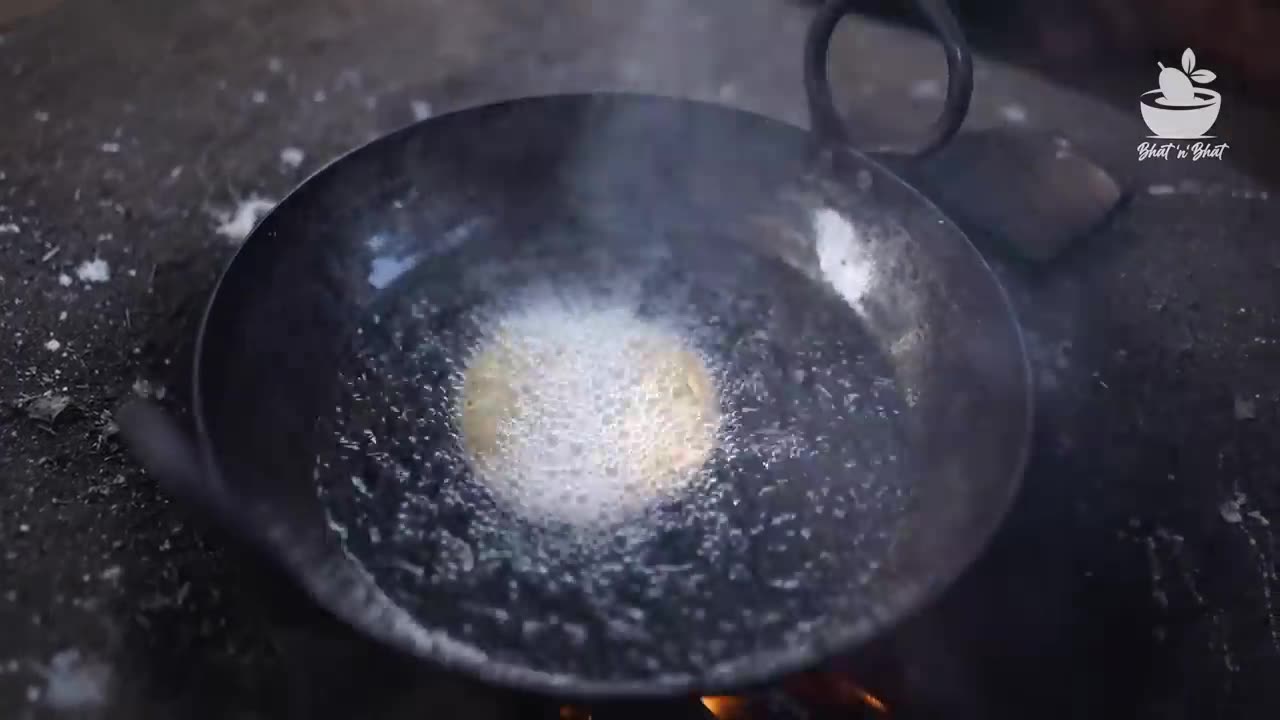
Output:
[{"left": 804, "top": 0, "right": 973, "bottom": 158}]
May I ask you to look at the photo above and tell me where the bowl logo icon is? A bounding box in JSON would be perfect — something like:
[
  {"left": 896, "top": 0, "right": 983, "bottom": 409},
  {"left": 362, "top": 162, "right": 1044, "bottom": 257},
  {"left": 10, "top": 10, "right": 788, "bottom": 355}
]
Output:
[{"left": 1141, "top": 49, "right": 1221, "bottom": 139}]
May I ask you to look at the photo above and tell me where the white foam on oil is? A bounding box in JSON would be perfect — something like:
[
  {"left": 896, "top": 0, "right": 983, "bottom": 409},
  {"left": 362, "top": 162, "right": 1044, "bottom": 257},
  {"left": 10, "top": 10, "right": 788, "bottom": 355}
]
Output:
[{"left": 456, "top": 293, "right": 723, "bottom": 528}]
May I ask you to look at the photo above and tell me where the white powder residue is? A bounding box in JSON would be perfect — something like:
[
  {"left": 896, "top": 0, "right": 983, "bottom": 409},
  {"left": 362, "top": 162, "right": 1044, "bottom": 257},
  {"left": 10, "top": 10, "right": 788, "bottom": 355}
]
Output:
[
  {"left": 279, "top": 147, "right": 305, "bottom": 167},
  {"left": 99, "top": 142, "right": 120, "bottom": 153},
  {"left": 75, "top": 258, "right": 111, "bottom": 283},
  {"left": 1177, "top": 179, "right": 1203, "bottom": 195},
  {"left": 999, "top": 103, "right": 1029, "bottom": 124},
  {"left": 37, "top": 649, "right": 111, "bottom": 711},
  {"left": 813, "top": 208, "right": 875, "bottom": 311},
  {"left": 910, "top": 79, "right": 942, "bottom": 99},
  {"left": 212, "top": 197, "right": 277, "bottom": 243},
  {"left": 132, "top": 378, "right": 168, "bottom": 399},
  {"left": 410, "top": 99, "right": 433, "bottom": 121},
  {"left": 57, "top": 273, "right": 72, "bottom": 287},
  {"left": 351, "top": 475, "right": 371, "bottom": 496},
  {"left": 0, "top": 223, "right": 19, "bottom": 234},
  {"left": 1220, "top": 491, "right": 1247, "bottom": 524},
  {"left": 44, "top": 338, "right": 61, "bottom": 351}
]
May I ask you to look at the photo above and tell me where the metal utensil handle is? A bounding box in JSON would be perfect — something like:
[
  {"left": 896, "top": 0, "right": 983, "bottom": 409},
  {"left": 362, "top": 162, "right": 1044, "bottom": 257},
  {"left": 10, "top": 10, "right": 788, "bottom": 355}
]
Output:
[
  {"left": 116, "top": 399, "right": 277, "bottom": 559},
  {"left": 804, "top": 0, "right": 973, "bottom": 158}
]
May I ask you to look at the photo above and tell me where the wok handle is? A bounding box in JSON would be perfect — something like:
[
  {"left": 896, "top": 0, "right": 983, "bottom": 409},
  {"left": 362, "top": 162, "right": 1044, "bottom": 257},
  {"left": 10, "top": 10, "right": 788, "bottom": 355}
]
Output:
[
  {"left": 803, "top": 0, "right": 973, "bottom": 158},
  {"left": 115, "top": 399, "right": 266, "bottom": 552}
]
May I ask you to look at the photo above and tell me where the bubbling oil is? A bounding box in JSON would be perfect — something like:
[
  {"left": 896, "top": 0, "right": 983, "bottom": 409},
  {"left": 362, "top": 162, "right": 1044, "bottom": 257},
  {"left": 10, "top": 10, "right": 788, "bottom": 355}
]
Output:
[
  {"left": 312, "top": 223, "right": 912, "bottom": 681},
  {"left": 458, "top": 295, "right": 723, "bottom": 528}
]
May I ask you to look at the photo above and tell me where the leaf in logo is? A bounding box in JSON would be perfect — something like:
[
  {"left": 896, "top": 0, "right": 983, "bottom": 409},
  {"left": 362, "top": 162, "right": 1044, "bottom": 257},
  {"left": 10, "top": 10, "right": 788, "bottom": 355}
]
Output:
[
  {"left": 1182, "top": 48, "right": 1196, "bottom": 74},
  {"left": 1191, "top": 69, "right": 1216, "bottom": 83}
]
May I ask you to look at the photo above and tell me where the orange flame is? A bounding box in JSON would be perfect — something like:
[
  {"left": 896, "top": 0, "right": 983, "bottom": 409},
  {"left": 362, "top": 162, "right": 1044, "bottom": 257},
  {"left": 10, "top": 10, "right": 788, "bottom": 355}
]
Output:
[
  {"left": 700, "top": 696, "right": 749, "bottom": 719},
  {"left": 703, "top": 685, "right": 887, "bottom": 717},
  {"left": 827, "top": 676, "right": 889, "bottom": 714},
  {"left": 850, "top": 686, "right": 888, "bottom": 714},
  {"left": 783, "top": 672, "right": 892, "bottom": 716}
]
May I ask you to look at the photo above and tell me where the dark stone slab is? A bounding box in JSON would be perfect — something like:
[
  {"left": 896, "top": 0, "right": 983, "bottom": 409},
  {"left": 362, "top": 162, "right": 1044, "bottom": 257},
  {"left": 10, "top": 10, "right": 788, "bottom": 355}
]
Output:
[{"left": 0, "top": 0, "right": 1277, "bottom": 717}]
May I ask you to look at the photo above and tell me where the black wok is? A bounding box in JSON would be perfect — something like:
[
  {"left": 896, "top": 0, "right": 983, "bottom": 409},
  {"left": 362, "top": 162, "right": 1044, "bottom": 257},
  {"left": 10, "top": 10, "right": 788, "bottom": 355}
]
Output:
[{"left": 120, "top": 0, "right": 1031, "bottom": 699}]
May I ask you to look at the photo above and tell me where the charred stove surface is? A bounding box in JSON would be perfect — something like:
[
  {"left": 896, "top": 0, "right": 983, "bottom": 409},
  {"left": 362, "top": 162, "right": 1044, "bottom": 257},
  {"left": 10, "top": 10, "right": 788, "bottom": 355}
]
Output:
[{"left": 2, "top": 0, "right": 1279, "bottom": 718}]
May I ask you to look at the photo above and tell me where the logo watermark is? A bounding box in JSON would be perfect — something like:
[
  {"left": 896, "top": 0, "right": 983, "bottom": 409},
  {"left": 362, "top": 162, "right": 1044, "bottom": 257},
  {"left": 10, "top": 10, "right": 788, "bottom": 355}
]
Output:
[{"left": 1138, "top": 49, "right": 1228, "bottom": 161}]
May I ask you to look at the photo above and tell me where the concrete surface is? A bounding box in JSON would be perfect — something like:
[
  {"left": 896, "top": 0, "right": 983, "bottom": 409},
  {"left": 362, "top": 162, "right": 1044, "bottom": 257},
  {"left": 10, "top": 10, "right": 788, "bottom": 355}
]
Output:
[{"left": 0, "top": 0, "right": 1278, "bottom": 718}]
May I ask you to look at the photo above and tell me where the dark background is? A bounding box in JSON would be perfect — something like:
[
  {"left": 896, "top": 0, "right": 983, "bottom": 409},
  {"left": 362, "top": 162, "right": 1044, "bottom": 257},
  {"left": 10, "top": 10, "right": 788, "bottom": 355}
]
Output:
[{"left": 845, "top": 0, "right": 1280, "bottom": 182}]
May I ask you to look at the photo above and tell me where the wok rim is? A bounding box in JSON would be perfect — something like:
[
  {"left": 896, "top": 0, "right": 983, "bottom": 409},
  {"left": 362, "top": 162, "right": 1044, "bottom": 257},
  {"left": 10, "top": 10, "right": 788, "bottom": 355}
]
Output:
[{"left": 190, "top": 91, "right": 1033, "bottom": 698}]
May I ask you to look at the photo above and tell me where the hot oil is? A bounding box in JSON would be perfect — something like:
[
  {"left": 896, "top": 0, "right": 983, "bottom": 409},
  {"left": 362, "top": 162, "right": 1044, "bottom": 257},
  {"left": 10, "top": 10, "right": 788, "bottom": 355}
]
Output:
[
  {"left": 313, "top": 222, "right": 911, "bottom": 679},
  {"left": 456, "top": 295, "right": 724, "bottom": 528}
]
